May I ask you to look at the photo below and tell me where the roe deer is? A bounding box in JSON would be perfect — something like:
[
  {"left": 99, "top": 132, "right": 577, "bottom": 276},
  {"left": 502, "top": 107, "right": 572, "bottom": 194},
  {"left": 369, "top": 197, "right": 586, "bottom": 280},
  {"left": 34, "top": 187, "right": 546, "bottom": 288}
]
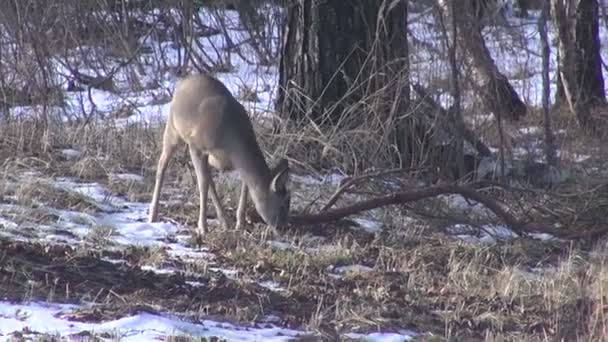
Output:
[{"left": 148, "top": 73, "right": 290, "bottom": 235}]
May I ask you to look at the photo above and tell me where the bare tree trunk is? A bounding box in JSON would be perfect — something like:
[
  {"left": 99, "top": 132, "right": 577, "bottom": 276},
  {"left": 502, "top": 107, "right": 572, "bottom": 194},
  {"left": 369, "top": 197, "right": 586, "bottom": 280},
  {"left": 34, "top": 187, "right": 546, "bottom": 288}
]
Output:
[
  {"left": 436, "top": 0, "right": 466, "bottom": 179},
  {"left": 551, "top": 0, "right": 606, "bottom": 130},
  {"left": 277, "top": 0, "right": 377, "bottom": 124},
  {"left": 276, "top": 0, "right": 410, "bottom": 164},
  {"left": 539, "top": 0, "right": 558, "bottom": 168},
  {"left": 383, "top": 1, "right": 411, "bottom": 166},
  {"left": 447, "top": 0, "right": 527, "bottom": 123}
]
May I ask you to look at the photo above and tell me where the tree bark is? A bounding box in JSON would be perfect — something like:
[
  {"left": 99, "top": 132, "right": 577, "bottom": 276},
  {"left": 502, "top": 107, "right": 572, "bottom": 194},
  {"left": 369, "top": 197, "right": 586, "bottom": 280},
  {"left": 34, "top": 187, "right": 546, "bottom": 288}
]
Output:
[
  {"left": 276, "top": 0, "right": 411, "bottom": 165},
  {"left": 444, "top": 0, "right": 527, "bottom": 123},
  {"left": 551, "top": 0, "right": 606, "bottom": 129},
  {"left": 276, "top": 0, "right": 409, "bottom": 126},
  {"left": 448, "top": 1, "right": 465, "bottom": 178},
  {"left": 538, "top": 1, "right": 559, "bottom": 168},
  {"left": 277, "top": 0, "right": 372, "bottom": 124}
]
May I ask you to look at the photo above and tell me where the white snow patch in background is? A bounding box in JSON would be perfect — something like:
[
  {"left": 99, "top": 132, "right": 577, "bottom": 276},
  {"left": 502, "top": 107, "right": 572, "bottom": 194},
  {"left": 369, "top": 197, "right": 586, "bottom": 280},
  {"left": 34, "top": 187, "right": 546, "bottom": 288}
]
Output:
[
  {"left": 353, "top": 218, "right": 384, "bottom": 233},
  {"left": 323, "top": 172, "right": 349, "bottom": 186},
  {"left": 449, "top": 224, "right": 556, "bottom": 244},
  {"left": 258, "top": 280, "right": 286, "bottom": 292},
  {"left": 60, "top": 149, "right": 82, "bottom": 160},
  {"left": 269, "top": 240, "right": 296, "bottom": 251},
  {"left": 113, "top": 103, "right": 170, "bottom": 128},
  {"left": 448, "top": 224, "right": 519, "bottom": 244},
  {"left": 440, "top": 194, "right": 493, "bottom": 217},
  {"left": 110, "top": 173, "right": 145, "bottom": 183},
  {"left": 528, "top": 232, "right": 558, "bottom": 241},
  {"left": 561, "top": 152, "right": 591, "bottom": 163},
  {"left": 518, "top": 126, "right": 541, "bottom": 135},
  {"left": 0, "top": 218, "right": 18, "bottom": 230},
  {"left": 289, "top": 174, "right": 323, "bottom": 186},
  {"left": 332, "top": 264, "right": 374, "bottom": 275}
]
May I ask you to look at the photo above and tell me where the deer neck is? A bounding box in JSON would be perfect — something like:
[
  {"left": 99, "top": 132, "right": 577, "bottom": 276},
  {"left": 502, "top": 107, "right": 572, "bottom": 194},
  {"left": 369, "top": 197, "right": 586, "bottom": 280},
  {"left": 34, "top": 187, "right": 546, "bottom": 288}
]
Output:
[{"left": 231, "top": 141, "right": 272, "bottom": 202}]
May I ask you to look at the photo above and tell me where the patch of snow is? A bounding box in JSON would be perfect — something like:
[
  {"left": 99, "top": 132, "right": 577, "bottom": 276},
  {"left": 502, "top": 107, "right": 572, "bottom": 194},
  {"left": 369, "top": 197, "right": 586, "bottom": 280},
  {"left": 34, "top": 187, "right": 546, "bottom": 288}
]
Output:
[
  {"left": 448, "top": 224, "right": 518, "bottom": 244},
  {"left": 209, "top": 267, "right": 240, "bottom": 280},
  {"left": 353, "top": 218, "right": 383, "bottom": 233},
  {"left": 54, "top": 179, "right": 125, "bottom": 211},
  {"left": 58, "top": 210, "right": 98, "bottom": 226},
  {"left": 323, "top": 172, "right": 349, "bottom": 186},
  {"left": 518, "top": 126, "right": 541, "bottom": 135},
  {"left": 4, "top": 177, "right": 216, "bottom": 269},
  {"left": 60, "top": 149, "right": 82, "bottom": 160},
  {"left": 269, "top": 240, "right": 295, "bottom": 251},
  {"left": 258, "top": 280, "right": 286, "bottom": 292},
  {"left": 568, "top": 153, "right": 591, "bottom": 163},
  {"left": 113, "top": 103, "right": 170, "bottom": 128},
  {"left": 102, "top": 258, "right": 129, "bottom": 265},
  {"left": 0, "top": 218, "right": 18, "bottom": 230},
  {"left": 112, "top": 222, "right": 177, "bottom": 245},
  {"left": 100, "top": 202, "right": 152, "bottom": 225},
  {"left": 344, "top": 330, "right": 416, "bottom": 341},
  {"left": 0, "top": 301, "right": 304, "bottom": 341},
  {"left": 440, "top": 194, "right": 493, "bottom": 217},
  {"left": 110, "top": 173, "right": 145, "bottom": 183},
  {"left": 529, "top": 233, "right": 557, "bottom": 241},
  {"left": 186, "top": 281, "right": 205, "bottom": 287},
  {"left": 167, "top": 244, "right": 215, "bottom": 263},
  {"left": 332, "top": 264, "right": 374, "bottom": 275},
  {"left": 289, "top": 174, "right": 323, "bottom": 186},
  {"left": 305, "top": 243, "right": 344, "bottom": 255},
  {"left": 140, "top": 265, "right": 175, "bottom": 275}
]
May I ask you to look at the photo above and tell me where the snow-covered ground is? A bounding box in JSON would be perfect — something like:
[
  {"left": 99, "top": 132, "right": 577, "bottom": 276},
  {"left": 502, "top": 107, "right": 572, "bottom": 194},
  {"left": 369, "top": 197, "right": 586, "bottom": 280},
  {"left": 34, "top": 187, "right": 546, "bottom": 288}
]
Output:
[
  {"left": 0, "top": 302, "right": 418, "bottom": 341},
  {"left": 0, "top": 299, "right": 416, "bottom": 341},
  {"left": 0, "top": 302, "right": 303, "bottom": 342}
]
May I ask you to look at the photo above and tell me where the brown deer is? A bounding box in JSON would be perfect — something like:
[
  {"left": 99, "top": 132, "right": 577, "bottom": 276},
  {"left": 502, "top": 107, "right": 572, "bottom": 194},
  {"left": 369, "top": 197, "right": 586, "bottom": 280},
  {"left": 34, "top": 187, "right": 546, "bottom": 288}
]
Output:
[{"left": 148, "top": 73, "right": 290, "bottom": 236}]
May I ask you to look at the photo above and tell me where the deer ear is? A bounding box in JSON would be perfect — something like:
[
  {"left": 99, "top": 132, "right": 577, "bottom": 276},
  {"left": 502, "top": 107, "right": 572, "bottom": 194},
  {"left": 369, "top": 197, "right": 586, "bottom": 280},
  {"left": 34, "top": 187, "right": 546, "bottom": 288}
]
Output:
[{"left": 270, "top": 158, "right": 289, "bottom": 193}]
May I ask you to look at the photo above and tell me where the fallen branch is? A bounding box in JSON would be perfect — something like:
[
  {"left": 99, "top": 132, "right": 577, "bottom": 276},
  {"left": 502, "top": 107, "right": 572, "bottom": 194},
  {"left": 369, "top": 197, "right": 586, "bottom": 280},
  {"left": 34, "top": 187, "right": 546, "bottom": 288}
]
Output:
[
  {"left": 321, "top": 167, "right": 425, "bottom": 212},
  {"left": 289, "top": 183, "right": 524, "bottom": 235}
]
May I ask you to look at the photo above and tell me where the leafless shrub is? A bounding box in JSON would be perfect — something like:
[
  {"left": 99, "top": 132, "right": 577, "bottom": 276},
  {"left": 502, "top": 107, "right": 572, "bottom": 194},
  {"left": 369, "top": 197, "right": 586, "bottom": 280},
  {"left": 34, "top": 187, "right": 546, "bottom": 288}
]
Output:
[{"left": 0, "top": 0, "right": 284, "bottom": 128}]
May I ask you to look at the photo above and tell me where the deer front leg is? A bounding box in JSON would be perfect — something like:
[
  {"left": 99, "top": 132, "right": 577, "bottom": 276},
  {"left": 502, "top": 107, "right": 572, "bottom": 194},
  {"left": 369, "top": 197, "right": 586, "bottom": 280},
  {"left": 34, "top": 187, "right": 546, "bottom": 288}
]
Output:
[
  {"left": 189, "top": 146, "right": 211, "bottom": 236},
  {"left": 149, "top": 123, "right": 179, "bottom": 223},
  {"left": 235, "top": 182, "right": 248, "bottom": 230}
]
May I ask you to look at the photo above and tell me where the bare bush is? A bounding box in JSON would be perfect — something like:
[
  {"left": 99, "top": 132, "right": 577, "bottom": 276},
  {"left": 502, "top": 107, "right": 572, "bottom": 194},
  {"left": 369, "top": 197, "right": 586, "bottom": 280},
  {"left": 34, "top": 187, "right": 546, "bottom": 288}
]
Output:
[{"left": 0, "top": 0, "right": 284, "bottom": 125}]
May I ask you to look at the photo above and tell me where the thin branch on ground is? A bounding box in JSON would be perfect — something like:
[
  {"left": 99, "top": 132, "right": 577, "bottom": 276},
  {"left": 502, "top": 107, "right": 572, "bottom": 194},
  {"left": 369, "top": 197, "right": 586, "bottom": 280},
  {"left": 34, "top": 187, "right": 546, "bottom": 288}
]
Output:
[
  {"left": 290, "top": 182, "right": 524, "bottom": 234},
  {"left": 321, "top": 167, "right": 425, "bottom": 211}
]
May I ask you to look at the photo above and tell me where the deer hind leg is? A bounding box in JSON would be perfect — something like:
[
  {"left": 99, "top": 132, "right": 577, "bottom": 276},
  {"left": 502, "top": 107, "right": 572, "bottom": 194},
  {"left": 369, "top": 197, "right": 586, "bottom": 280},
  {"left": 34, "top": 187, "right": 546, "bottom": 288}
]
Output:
[
  {"left": 235, "top": 182, "right": 248, "bottom": 230},
  {"left": 189, "top": 146, "right": 230, "bottom": 235},
  {"left": 149, "top": 121, "right": 180, "bottom": 223}
]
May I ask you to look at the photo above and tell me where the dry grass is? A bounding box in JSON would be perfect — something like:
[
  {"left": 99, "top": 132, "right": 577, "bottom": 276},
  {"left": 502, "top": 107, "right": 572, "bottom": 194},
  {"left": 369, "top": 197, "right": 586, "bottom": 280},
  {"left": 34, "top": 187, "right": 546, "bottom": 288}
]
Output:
[
  {"left": 14, "top": 179, "right": 102, "bottom": 213},
  {"left": 107, "top": 173, "right": 149, "bottom": 202},
  {"left": 172, "top": 206, "right": 607, "bottom": 340}
]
